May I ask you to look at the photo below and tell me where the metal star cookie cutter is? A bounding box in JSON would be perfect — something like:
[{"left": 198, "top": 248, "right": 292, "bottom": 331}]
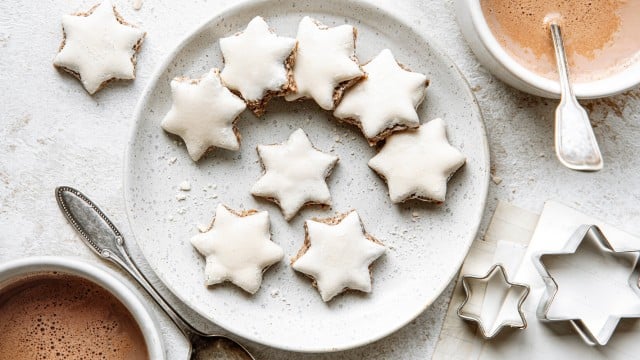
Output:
[
  {"left": 457, "top": 264, "right": 530, "bottom": 338},
  {"left": 533, "top": 224, "right": 640, "bottom": 346}
]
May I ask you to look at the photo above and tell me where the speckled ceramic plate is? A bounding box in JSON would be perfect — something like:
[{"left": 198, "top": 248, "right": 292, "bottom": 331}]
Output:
[{"left": 125, "top": 0, "right": 489, "bottom": 352}]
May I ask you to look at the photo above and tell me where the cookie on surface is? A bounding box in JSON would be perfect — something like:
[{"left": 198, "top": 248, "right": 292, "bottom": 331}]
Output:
[
  {"left": 291, "top": 211, "right": 385, "bottom": 302},
  {"left": 161, "top": 69, "right": 246, "bottom": 162},
  {"left": 285, "top": 16, "right": 364, "bottom": 110},
  {"left": 251, "top": 128, "right": 339, "bottom": 221},
  {"left": 368, "top": 118, "right": 466, "bottom": 204},
  {"left": 220, "top": 16, "right": 297, "bottom": 116},
  {"left": 334, "top": 49, "right": 429, "bottom": 145},
  {"left": 190, "top": 204, "right": 284, "bottom": 294},
  {"left": 53, "top": 1, "right": 146, "bottom": 94}
]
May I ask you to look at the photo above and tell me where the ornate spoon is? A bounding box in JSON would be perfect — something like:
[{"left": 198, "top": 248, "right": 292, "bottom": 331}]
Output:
[
  {"left": 549, "top": 22, "right": 603, "bottom": 171},
  {"left": 55, "top": 186, "right": 255, "bottom": 360}
]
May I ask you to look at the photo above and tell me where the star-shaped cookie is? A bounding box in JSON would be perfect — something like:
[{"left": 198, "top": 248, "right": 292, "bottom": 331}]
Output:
[
  {"left": 190, "top": 204, "right": 283, "bottom": 294},
  {"left": 220, "top": 16, "right": 297, "bottom": 116},
  {"left": 251, "top": 128, "right": 339, "bottom": 220},
  {"left": 535, "top": 225, "right": 640, "bottom": 345},
  {"left": 53, "top": 1, "right": 146, "bottom": 94},
  {"left": 285, "top": 16, "right": 364, "bottom": 110},
  {"left": 161, "top": 69, "right": 246, "bottom": 162},
  {"left": 291, "top": 211, "right": 386, "bottom": 302},
  {"left": 457, "top": 265, "right": 529, "bottom": 338},
  {"left": 368, "top": 118, "right": 466, "bottom": 203},
  {"left": 334, "top": 49, "right": 429, "bottom": 145}
]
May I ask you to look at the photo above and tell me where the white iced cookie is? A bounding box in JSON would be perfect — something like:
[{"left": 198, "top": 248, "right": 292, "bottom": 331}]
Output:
[
  {"left": 251, "top": 129, "right": 338, "bottom": 221},
  {"left": 53, "top": 1, "right": 146, "bottom": 94},
  {"left": 291, "top": 211, "right": 385, "bottom": 302},
  {"left": 220, "top": 16, "right": 297, "bottom": 116},
  {"left": 285, "top": 16, "right": 364, "bottom": 110},
  {"left": 368, "top": 118, "right": 466, "bottom": 203},
  {"left": 190, "top": 204, "right": 284, "bottom": 294},
  {"left": 334, "top": 49, "right": 429, "bottom": 145},
  {"left": 161, "top": 69, "right": 246, "bottom": 162}
]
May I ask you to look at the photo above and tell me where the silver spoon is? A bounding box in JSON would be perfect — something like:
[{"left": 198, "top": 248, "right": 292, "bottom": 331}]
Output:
[
  {"left": 549, "top": 22, "right": 603, "bottom": 171},
  {"left": 55, "top": 186, "right": 255, "bottom": 360}
]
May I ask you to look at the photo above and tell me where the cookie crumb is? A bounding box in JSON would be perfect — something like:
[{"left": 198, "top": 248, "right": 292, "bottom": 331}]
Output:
[
  {"left": 168, "top": 157, "right": 177, "bottom": 165},
  {"left": 176, "top": 193, "right": 187, "bottom": 201},
  {"left": 491, "top": 174, "right": 503, "bottom": 185},
  {"left": 179, "top": 181, "right": 191, "bottom": 191}
]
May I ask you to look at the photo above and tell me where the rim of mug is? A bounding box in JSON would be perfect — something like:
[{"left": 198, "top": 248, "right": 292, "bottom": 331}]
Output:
[
  {"left": 0, "top": 256, "right": 165, "bottom": 359},
  {"left": 468, "top": 0, "right": 640, "bottom": 99}
]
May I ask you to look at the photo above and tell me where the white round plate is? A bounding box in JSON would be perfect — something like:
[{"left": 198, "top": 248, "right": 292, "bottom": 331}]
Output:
[{"left": 125, "top": 0, "right": 489, "bottom": 353}]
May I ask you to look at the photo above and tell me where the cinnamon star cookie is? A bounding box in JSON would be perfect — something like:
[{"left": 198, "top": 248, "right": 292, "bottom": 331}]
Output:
[
  {"left": 368, "top": 118, "right": 466, "bottom": 203},
  {"left": 220, "top": 16, "right": 297, "bottom": 116},
  {"left": 53, "top": 1, "right": 146, "bottom": 94},
  {"left": 285, "top": 16, "right": 364, "bottom": 110},
  {"left": 161, "top": 69, "right": 246, "bottom": 162},
  {"left": 291, "top": 211, "right": 385, "bottom": 302},
  {"left": 251, "top": 128, "right": 338, "bottom": 221},
  {"left": 190, "top": 204, "right": 283, "bottom": 294},
  {"left": 334, "top": 49, "right": 429, "bottom": 145}
]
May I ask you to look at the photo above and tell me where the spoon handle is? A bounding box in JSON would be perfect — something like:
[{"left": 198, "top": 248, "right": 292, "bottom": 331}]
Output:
[
  {"left": 550, "top": 23, "right": 573, "bottom": 99},
  {"left": 549, "top": 23, "right": 603, "bottom": 171},
  {"left": 55, "top": 186, "right": 205, "bottom": 339}
]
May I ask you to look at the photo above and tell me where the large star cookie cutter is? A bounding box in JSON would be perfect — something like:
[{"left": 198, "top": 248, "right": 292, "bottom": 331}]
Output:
[
  {"left": 457, "top": 264, "right": 530, "bottom": 338},
  {"left": 533, "top": 224, "right": 640, "bottom": 346}
]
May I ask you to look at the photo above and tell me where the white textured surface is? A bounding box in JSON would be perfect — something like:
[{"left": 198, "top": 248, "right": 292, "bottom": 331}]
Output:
[{"left": 0, "top": 0, "right": 639, "bottom": 359}]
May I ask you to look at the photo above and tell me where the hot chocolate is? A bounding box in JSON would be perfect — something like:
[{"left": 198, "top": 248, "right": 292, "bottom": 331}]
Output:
[
  {"left": 481, "top": 0, "right": 640, "bottom": 82},
  {"left": 0, "top": 273, "right": 148, "bottom": 360}
]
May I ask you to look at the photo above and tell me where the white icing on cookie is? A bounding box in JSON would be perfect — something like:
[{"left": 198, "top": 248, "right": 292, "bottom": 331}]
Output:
[
  {"left": 190, "top": 204, "right": 283, "bottom": 294},
  {"left": 161, "top": 69, "right": 246, "bottom": 161},
  {"left": 368, "top": 118, "right": 466, "bottom": 203},
  {"left": 220, "top": 16, "right": 296, "bottom": 102},
  {"left": 334, "top": 49, "right": 428, "bottom": 143},
  {"left": 292, "top": 211, "right": 385, "bottom": 302},
  {"left": 285, "top": 16, "right": 364, "bottom": 110},
  {"left": 251, "top": 128, "right": 338, "bottom": 221},
  {"left": 53, "top": 1, "right": 145, "bottom": 94}
]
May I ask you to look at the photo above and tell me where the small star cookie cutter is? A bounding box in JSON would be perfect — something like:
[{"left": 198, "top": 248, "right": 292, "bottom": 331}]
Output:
[
  {"left": 533, "top": 224, "right": 640, "bottom": 346},
  {"left": 457, "top": 264, "right": 530, "bottom": 338}
]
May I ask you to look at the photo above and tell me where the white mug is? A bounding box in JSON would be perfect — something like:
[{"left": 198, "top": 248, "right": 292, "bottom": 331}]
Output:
[
  {"left": 454, "top": 0, "right": 640, "bottom": 99},
  {"left": 0, "top": 256, "right": 165, "bottom": 359}
]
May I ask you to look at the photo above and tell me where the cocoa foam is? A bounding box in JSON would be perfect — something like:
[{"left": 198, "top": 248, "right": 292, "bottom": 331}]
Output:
[
  {"left": 481, "top": 0, "right": 640, "bottom": 82},
  {"left": 0, "top": 273, "right": 148, "bottom": 360}
]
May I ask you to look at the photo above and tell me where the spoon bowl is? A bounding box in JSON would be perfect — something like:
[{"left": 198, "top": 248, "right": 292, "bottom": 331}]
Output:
[
  {"left": 549, "top": 23, "right": 603, "bottom": 171},
  {"left": 190, "top": 336, "right": 255, "bottom": 360}
]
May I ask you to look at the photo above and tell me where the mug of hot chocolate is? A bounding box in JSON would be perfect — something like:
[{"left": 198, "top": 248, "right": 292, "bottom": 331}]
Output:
[
  {"left": 0, "top": 257, "right": 164, "bottom": 359},
  {"left": 455, "top": 0, "right": 640, "bottom": 98}
]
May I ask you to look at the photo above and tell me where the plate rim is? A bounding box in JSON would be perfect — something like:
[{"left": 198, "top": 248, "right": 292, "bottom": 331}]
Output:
[{"left": 123, "top": 0, "right": 490, "bottom": 352}]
